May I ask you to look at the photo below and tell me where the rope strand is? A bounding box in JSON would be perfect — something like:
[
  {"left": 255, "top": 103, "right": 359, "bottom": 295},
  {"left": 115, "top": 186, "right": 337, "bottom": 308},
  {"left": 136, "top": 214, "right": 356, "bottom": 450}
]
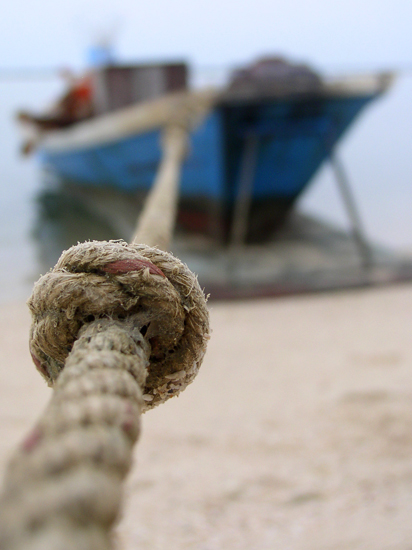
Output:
[
  {"left": 0, "top": 319, "right": 148, "bottom": 550},
  {"left": 133, "top": 89, "right": 218, "bottom": 250},
  {"left": 133, "top": 125, "right": 189, "bottom": 250},
  {"left": 0, "top": 84, "right": 217, "bottom": 550}
]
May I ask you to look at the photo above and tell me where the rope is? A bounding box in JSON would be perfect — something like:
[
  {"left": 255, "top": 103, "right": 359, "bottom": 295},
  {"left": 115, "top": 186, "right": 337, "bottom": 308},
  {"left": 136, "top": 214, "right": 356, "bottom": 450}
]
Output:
[
  {"left": 133, "top": 88, "right": 218, "bottom": 250},
  {"left": 0, "top": 88, "right": 217, "bottom": 550},
  {"left": 133, "top": 125, "right": 188, "bottom": 251}
]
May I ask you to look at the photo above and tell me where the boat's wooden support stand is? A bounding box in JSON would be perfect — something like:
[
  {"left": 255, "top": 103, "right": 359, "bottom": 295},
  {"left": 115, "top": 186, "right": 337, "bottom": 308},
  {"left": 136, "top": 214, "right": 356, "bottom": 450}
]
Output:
[
  {"left": 329, "top": 152, "right": 373, "bottom": 270},
  {"left": 230, "top": 134, "right": 260, "bottom": 247}
]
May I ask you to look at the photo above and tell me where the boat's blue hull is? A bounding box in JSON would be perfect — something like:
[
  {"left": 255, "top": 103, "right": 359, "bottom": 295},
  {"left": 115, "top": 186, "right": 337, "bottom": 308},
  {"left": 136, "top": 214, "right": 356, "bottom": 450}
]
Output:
[{"left": 41, "top": 94, "right": 378, "bottom": 242}]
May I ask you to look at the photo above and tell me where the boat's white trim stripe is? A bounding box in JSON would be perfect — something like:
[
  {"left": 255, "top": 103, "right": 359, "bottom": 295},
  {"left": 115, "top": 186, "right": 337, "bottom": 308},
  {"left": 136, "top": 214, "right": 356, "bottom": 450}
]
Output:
[
  {"left": 39, "top": 74, "right": 391, "bottom": 155},
  {"left": 41, "top": 89, "right": 218, "bottom": 154}
]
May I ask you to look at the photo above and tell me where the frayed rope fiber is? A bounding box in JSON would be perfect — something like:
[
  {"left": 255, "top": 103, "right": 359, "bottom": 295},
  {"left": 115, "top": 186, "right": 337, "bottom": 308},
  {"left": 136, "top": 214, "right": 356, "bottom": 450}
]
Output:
[
  {"left": 0, "top": 93, "right": 216, "bottom": 550},
  {"left": 0, "top": 240, "right": 209, "bottom": 550},
  {"left": 28, "top": 240, "right": 209, "bottom": 410}
]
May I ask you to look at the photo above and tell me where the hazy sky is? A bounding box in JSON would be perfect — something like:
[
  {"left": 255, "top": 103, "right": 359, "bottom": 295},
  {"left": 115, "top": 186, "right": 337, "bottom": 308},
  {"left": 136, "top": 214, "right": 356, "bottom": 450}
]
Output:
[{"left": 1, "top": 0, "right": 411, "bottom": 70}]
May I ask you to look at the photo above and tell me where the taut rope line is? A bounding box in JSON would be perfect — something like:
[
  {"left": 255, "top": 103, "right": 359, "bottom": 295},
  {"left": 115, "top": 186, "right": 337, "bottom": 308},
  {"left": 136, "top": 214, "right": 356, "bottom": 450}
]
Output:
[
  {"left": 0, "top": 92, "right": 216, "bottom": 550},
  {"left": 133, "top": 125, "right": 189, "bottom": 251},
  {"left": 133, "top": 89, "right": 217, "bottom": 250}
]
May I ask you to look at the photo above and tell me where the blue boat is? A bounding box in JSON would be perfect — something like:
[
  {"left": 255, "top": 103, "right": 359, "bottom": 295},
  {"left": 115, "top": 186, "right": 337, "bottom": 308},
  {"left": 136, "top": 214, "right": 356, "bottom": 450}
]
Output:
[{"left": 24, "top": 58, "right": 391, "bottom": 243}]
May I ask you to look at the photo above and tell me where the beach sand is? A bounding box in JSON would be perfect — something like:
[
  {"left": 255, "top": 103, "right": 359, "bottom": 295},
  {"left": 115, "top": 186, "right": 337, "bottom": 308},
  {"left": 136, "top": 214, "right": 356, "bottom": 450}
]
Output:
[{"left": 1, "top": 284, "right": 412, "bottom": 549}]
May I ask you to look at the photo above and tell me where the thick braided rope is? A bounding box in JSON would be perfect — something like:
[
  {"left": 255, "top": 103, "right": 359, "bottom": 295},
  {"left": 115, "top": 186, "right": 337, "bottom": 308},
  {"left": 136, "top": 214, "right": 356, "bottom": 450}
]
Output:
[
  {"left": 0, "top": 240, "right": 209, "bottom": 549},
  {"left": 29, "top": 240, "right": 209, "bottom": 409}
]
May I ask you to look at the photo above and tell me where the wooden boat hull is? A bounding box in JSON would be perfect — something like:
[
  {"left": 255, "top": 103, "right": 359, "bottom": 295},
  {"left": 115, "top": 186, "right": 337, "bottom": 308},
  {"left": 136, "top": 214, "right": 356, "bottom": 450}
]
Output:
[{"left": 39, "top": 85, "right": 385, "bottom": 243}]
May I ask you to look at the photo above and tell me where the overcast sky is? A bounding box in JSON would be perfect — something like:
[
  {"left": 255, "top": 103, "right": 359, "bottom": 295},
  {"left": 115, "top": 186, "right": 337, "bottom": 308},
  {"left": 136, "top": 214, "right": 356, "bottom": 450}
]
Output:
[{"left": 1, "top": 0, "right": 411, "bottom": 71}]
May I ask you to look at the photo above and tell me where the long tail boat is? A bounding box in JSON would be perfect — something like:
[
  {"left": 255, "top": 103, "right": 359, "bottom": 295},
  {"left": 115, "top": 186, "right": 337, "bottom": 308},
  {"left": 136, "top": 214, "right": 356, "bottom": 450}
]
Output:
[{"left": 19, "top": 57, "right": 392, "bottom": 245}]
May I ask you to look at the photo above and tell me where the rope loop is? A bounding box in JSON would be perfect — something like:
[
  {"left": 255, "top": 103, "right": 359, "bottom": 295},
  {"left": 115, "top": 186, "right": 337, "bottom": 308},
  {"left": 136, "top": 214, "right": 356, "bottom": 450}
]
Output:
[{"left": 28, "top": 240, "right": 209, "bottom": 411}]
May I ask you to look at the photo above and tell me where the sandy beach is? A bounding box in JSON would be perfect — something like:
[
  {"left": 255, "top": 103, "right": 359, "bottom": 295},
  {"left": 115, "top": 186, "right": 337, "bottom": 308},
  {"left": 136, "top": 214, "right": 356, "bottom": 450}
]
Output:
[{"left": 1, "top": 284, "right": 412, "bottom": 549}]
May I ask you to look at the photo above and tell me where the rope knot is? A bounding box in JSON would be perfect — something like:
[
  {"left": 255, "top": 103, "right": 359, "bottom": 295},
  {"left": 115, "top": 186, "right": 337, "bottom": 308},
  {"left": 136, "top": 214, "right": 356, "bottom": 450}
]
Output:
[{"left": 28, "top": 240, "right": 209, "bottom": 410}]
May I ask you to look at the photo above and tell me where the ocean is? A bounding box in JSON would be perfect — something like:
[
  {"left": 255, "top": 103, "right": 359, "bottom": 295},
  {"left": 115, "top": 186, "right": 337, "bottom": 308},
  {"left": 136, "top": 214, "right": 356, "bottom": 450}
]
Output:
[{"left": 0, "top": 73, "right": 411, "bottom": 305}]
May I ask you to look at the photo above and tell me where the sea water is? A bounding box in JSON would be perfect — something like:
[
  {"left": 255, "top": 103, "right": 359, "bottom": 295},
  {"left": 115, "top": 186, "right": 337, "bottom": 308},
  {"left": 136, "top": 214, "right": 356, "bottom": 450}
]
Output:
[{"left": 0, "top": 74, "right": 411, "bottom": 305}]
